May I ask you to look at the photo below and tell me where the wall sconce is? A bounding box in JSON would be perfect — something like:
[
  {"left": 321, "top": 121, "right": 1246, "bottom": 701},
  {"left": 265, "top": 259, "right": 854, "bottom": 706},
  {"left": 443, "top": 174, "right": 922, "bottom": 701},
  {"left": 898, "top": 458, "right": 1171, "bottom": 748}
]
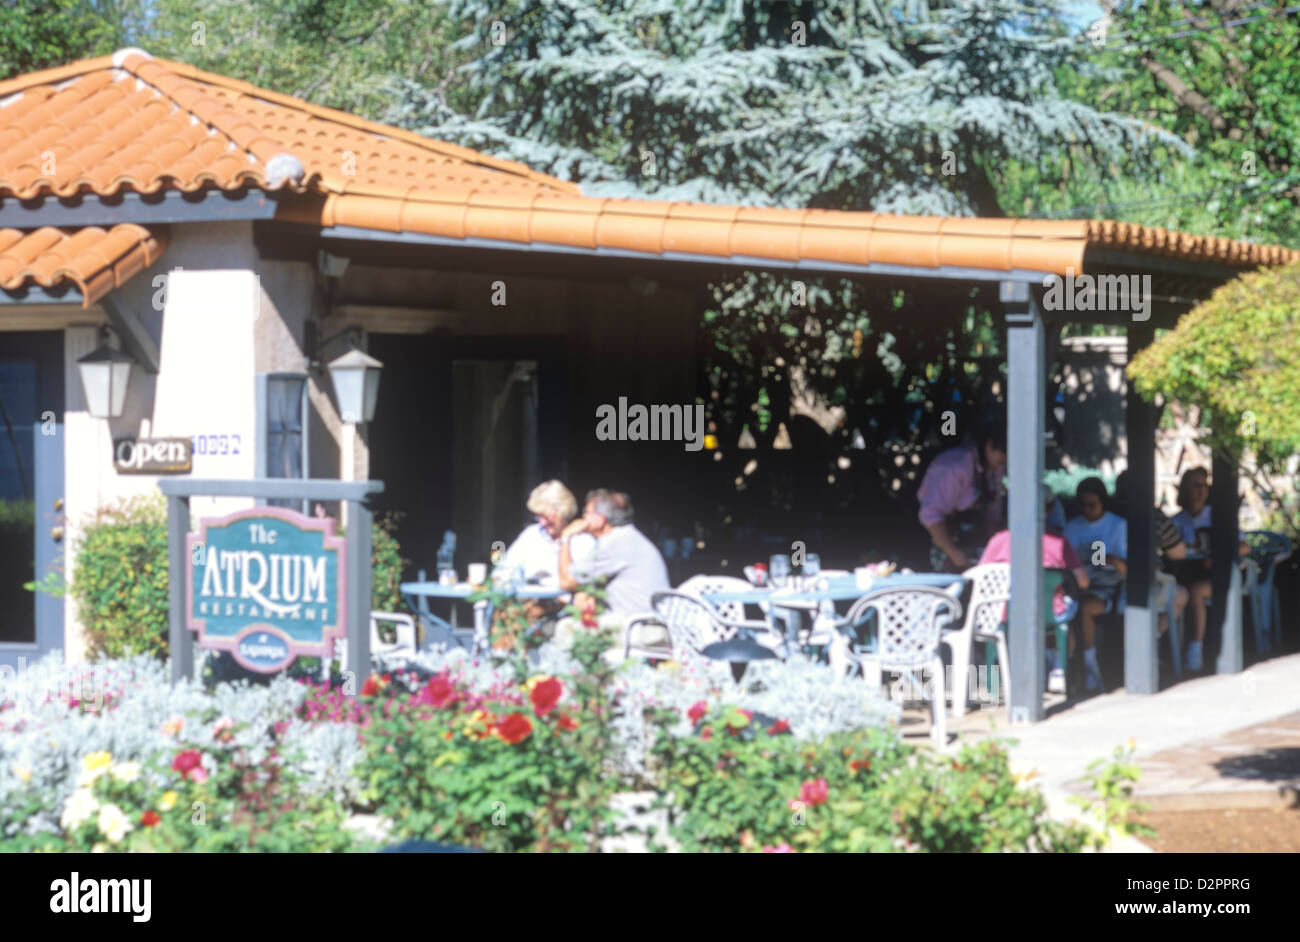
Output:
[
  {"left": 76, "top": 330, "right": 135, "bottom": 418},
  {"left": 327, "top": 348, "right": 383, "bottom": 424}
]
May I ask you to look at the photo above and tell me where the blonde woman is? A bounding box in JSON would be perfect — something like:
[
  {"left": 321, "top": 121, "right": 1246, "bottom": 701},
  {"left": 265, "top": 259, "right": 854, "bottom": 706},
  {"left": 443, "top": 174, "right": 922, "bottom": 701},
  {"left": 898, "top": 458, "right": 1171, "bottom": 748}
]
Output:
[{"left": 501, "top": 480, "right": 594, "bottom": 583}]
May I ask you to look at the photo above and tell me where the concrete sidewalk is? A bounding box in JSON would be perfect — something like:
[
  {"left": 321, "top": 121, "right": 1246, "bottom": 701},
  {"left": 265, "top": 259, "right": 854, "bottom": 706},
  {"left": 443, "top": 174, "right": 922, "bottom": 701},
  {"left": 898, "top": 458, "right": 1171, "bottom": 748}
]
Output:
[
  {"left": 938, "top": 652, "right": 1300, "bottom": 788},
  {"left": 903, "top": 653, "right": 1300, "bottom": 849}
]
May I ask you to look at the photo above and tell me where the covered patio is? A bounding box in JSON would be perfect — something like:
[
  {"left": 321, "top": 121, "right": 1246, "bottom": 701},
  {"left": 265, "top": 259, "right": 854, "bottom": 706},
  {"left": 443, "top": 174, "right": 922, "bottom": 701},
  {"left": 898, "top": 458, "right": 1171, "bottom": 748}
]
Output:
[{"left": 3, "top": 52, "right": 1295, "bottom": 718}]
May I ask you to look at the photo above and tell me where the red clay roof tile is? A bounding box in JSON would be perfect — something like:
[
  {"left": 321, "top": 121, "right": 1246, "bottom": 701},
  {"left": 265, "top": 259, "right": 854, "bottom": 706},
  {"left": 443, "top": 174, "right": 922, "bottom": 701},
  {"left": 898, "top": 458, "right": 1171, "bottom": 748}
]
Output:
[{"left": 0, "top": 224, "right": 167, "bottom": 306}]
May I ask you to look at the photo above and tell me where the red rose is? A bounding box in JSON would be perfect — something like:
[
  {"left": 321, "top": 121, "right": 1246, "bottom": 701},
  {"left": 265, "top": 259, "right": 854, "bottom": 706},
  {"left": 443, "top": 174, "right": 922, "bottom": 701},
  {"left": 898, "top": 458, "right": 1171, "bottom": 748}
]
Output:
[
  {"left": 141, "top": 810, "right": 161, "bottom": 828},
  {"left": 171, "top": 749, "right": 203, "bottom": 777},
  {"left": 415, "top": 675, "right": 456, "bottom": 709},
  {"left": 767, "top": 719, "right": 791, "bottom": 736},
  {"left": 360, "top": 675, "right": 381, "bottom": 697},
  {"left": 687, "top": 701, "right": 708, "bottom": 723},
  {"left": 700, "top": 726, "right": 712, "bottom": 741},
  {"left": 494, "top": 712, "right": 533, "bottom": 745},
  {"left": 849, "top": 759, "right": 871, "bottom": 774},
  {"left": 798, "top": 778, "right": 829, "bottom": 807},
  {"left": 556, "top": 714, "right": 579, "bottom": 732},
  {"left": 580, "top": 607, "right": 599, "bottom": 629},
  {"left": 529, "top": 677, "right": 564, "bottom": 716}
]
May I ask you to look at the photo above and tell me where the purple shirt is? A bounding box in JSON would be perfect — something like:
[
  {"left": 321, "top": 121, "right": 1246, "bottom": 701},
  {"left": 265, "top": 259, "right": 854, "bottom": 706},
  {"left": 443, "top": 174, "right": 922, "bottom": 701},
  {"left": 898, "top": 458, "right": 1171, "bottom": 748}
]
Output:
[{"left": 917, "top": 444, "right": 1004, "bottom": 531}]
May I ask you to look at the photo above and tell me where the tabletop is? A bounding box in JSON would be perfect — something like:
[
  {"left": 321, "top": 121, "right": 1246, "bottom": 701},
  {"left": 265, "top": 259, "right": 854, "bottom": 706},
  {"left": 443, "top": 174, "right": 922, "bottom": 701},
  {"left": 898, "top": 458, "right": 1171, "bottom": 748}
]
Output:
[
  {"left": 400, "top": 581, "right": 565, "bottom": 601},
  {"left": 701, "top": 571, "right": 965, "bottom": 605}
]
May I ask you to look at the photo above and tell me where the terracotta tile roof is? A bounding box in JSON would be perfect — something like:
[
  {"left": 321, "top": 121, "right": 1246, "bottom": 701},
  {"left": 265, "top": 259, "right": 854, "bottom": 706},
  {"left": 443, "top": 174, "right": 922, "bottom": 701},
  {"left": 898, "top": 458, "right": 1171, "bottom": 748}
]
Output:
[
  {"left": 0, "top": 49, "right": 577, "bottom": 200},
  {"left": 276, "top": 191, "right": 1300, "bottom": 276},
  {"left": 1, "top": 50, "right": 1295, "bottom": 282},
  {"left": 0, "top": 224, "right": 167, "bottom": 305}
]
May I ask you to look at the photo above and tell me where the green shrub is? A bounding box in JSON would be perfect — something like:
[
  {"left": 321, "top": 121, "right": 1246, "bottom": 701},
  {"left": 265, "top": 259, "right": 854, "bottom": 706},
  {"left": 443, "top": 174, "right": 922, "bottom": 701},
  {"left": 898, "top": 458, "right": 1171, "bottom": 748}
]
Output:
[
  {"left": 71, "top": 496, "right": 170, "bottom": 661},
  {"left": 651, "top": 704, "right": 1093, "bottom": 853},
  {"left": 367, "top": 513, "right": 407, "bottom": 613},
  {"left": 70, "top": 498, "right": 407, "bottom": 662}
]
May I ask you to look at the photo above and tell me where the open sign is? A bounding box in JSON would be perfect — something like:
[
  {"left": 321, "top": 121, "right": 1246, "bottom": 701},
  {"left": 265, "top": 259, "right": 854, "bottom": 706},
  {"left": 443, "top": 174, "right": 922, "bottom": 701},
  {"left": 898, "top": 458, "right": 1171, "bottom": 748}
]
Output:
[{"left": 113, "top": 437, "right": 193, "bottom": 474}]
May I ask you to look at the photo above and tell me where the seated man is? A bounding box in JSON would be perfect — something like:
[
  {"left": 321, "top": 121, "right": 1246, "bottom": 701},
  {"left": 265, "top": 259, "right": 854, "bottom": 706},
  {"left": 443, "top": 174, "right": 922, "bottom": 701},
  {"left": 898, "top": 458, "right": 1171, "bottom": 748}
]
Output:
[
  {"left": 978, "top": 485, "right": 1091, "bottom": 693},
  {"left": 558, "top": 489, "right": 671, "bottom": 650},
  {"left": 1063, "top": 477, "right": 1127, "bottom": 692}
]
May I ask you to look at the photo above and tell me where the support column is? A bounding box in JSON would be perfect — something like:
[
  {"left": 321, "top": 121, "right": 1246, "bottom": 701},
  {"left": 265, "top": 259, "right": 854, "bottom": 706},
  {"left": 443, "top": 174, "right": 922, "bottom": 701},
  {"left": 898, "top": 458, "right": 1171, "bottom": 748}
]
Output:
[
  {"left": 1210, "top": 453, "right": 1243, "bottom": 673},
  {"left": 167, "top": 495, "right": 193, "bottom": 685},
  {"left": 1002, "top": 281, "right": 1045, "bottom": 724},
  {"left": 346, "top": 496, "right": 373, "bottom": 682},
  {"left": 1124, "top": 323, "right": 1158, "bottom": 693}
]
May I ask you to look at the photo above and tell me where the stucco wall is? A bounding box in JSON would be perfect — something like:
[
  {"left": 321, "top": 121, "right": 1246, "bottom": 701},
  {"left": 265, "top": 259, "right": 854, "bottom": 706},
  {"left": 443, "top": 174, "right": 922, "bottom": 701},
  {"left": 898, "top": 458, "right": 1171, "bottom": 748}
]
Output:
[{"left": 56, "top": 221, "right": 334, "bottom": 663}]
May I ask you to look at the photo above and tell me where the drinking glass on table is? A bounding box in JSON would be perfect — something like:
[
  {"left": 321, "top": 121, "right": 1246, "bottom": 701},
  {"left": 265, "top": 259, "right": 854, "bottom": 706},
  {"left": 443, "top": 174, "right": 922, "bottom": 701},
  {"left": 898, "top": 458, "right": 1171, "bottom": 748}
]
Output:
[{"left": 769, "top": 554, "right": 790, "bottom": 589}]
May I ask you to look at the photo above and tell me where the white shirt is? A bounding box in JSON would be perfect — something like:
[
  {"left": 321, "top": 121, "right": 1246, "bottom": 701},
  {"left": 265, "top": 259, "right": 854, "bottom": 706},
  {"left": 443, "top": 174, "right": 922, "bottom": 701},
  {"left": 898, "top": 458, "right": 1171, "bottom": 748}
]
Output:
[{"left": 502, "top": 523, "right": 594, "bottom": 583}]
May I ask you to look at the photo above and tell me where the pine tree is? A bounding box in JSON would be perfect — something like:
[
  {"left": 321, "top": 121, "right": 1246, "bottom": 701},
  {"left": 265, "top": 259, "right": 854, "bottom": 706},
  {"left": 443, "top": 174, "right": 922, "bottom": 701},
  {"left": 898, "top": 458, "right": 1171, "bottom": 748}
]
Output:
[{"left": 387, "top": 0, "right": 1181, "bottom": 215}]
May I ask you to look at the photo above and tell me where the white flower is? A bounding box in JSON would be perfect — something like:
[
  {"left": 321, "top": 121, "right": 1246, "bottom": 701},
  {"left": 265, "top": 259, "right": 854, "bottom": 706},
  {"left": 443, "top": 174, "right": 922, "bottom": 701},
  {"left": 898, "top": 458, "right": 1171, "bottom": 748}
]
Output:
[
  {"left": 110, "top": 762, "right": 141, "bottom": 783},
  {"left": 97, "top": 803, "right": 132, "bottom": 844},
  {"left": 60, "top": 789, "right": 100, "bottom": 830}
]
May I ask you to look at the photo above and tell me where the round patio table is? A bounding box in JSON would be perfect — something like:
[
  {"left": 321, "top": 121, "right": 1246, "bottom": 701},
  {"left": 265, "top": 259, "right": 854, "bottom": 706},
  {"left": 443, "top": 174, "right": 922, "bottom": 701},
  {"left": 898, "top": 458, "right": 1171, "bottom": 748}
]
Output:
[
  {"left": 700, "top": 571, "right": 963, "bottom": 605},
  {"left": 401, "top": 581, "right": 564, "bottom": 653},
  {"left": 701, "top": 571, "right": 967, "bottom": 653}
]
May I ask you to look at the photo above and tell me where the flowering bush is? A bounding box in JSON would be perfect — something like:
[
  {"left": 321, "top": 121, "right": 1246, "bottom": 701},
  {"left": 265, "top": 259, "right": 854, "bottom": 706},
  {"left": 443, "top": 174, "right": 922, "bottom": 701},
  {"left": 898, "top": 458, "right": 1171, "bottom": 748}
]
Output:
[
  {"left": 0, "top": 655, "right": 364, "bottom": 851},
  {"left": 352, "top": 629, "right": 621, "bottom": 851},
  {"left": 651, "top": 703, "right": 1092, "bottom": 853}
]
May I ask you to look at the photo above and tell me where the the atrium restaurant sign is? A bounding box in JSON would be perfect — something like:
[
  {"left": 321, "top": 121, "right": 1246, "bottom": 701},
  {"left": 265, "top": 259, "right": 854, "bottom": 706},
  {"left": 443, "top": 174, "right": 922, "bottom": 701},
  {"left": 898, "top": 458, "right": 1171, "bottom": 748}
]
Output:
[{"left": 186, "top": 507, "right": 346, "bottom": 672}]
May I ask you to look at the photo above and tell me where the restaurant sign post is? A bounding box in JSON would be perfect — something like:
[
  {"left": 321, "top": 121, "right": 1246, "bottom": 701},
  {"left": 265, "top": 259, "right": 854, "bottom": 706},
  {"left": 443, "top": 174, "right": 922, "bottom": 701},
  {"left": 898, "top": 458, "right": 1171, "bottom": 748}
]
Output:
[{"left": 157, "top": 478, "right": 383, "bottom": 683}]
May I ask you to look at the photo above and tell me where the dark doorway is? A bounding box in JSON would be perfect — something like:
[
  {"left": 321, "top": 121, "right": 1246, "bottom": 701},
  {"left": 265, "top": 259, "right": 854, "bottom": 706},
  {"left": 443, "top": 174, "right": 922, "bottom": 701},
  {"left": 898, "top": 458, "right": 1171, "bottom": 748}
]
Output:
[{"left": 367, "top": 333, "right": 567, "bottom": 580}]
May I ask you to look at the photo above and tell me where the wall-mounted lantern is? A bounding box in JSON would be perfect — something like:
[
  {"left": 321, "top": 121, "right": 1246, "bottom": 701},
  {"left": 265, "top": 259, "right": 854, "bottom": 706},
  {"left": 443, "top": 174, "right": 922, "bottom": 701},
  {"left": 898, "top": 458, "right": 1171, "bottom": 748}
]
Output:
[
  {"left": 327, "top": 347, "right": 383, "bottom": 424},
  {"left": 76, "top": 337, "right": 135, "bottom": 419}
]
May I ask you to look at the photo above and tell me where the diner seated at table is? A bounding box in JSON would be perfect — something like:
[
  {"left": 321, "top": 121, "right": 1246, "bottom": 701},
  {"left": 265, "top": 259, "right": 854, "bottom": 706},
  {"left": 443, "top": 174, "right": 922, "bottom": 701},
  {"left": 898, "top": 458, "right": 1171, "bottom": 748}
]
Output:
[
  {"left": 978, "top": 485, "right": 1090, "bottom": 693},
  {"left": 500, "top": 480, "right": 595, "bottom": 584},
  {"left": 557, "top": 489, "right": 671, "bottom": 649},
  {"left": 1113, "top": 470, "right": 1192, "bottom": 646},
  {"left": 1063, "top": 477, "right": 1127, "bottom": 692},
  {"left": 1167, "top": 467, "right": 1249, "bottom": 671}
]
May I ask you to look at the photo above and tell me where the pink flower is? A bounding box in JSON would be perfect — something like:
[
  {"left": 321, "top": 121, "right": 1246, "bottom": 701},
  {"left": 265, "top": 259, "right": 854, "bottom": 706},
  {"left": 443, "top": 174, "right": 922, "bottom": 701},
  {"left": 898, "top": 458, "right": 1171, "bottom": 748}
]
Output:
[
  {"left": 762, "top": 843, "right": 794, "bottom": 853},
  {"left": 687, "top": 701, "right": 708, "bottom": 723},
  {"left": 798, "top": 778, "right": 829, "bottom": 807},
  {"left": 160, "top": 716, "right": 184, "bottom": 736},
  {"left": 212, "top": 716, "right": 235, "bottom": 741},
  {"left": 171, "top": 749, "right": 205, "bottom": 781},
  {"left": 189, "top": 767, "right": 209, "bottom": 783}
]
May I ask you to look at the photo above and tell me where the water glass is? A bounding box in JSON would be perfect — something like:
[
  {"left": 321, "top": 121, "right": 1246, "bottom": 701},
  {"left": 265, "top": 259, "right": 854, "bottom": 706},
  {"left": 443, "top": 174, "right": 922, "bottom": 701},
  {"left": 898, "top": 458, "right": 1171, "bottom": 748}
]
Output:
[{"left": 769, "top": 554, "right": 790, "bottom": 588}]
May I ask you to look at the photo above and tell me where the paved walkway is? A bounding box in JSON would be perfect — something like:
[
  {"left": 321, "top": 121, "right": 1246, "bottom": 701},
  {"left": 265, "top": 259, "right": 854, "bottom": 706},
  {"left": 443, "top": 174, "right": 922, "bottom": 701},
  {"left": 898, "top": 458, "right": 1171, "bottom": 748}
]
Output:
[{"left": 894, "top": 652, "right": 1300, "bottom": 849}]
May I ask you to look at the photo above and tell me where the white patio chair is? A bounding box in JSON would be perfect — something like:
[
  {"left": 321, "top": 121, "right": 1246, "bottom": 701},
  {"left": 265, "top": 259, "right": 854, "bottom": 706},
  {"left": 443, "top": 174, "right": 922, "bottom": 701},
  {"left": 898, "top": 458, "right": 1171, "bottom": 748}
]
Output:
[
  {"left": 942, "top": 563, "right": 1011, "bottom": 719},
  {"left": 371, "top": 611, "right": 417, "bottom": 657},
  {"left": 333, "top": 611, "right": 418, "bottom": 674},
  {"left": 841, "top": 586, "right": 963, "bottom": 748},
  {"left": 677, "top": 574, "right": 786, "bottom": 654},
  {"left": 650, "top": 590, "right": 780, "bottom": 663}
]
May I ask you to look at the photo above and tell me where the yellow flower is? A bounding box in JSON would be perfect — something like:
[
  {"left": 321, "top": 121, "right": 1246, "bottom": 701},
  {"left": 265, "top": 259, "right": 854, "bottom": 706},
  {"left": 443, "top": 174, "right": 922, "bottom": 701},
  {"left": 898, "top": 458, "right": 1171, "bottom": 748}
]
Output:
[
  {"left": 523, "top": 675, "right": 550, "bottom": 693},
  {"left": 1126, "top": 737, "right": 1137, "bottom": 752},
  {"left": 703, "top": 434, "right": 718, "bottom": 450},
  {"left": 91, "top": 843, "right": 107, "bottom": 854},
  {"left": 159, "top": 791, "right": 178, "bottom": 812},
  {"left": 13, "top": 764, "right": 32, "bottom": 784},
  {"left": 82, "top": 751, "right": 112, "bottom": 773}
]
